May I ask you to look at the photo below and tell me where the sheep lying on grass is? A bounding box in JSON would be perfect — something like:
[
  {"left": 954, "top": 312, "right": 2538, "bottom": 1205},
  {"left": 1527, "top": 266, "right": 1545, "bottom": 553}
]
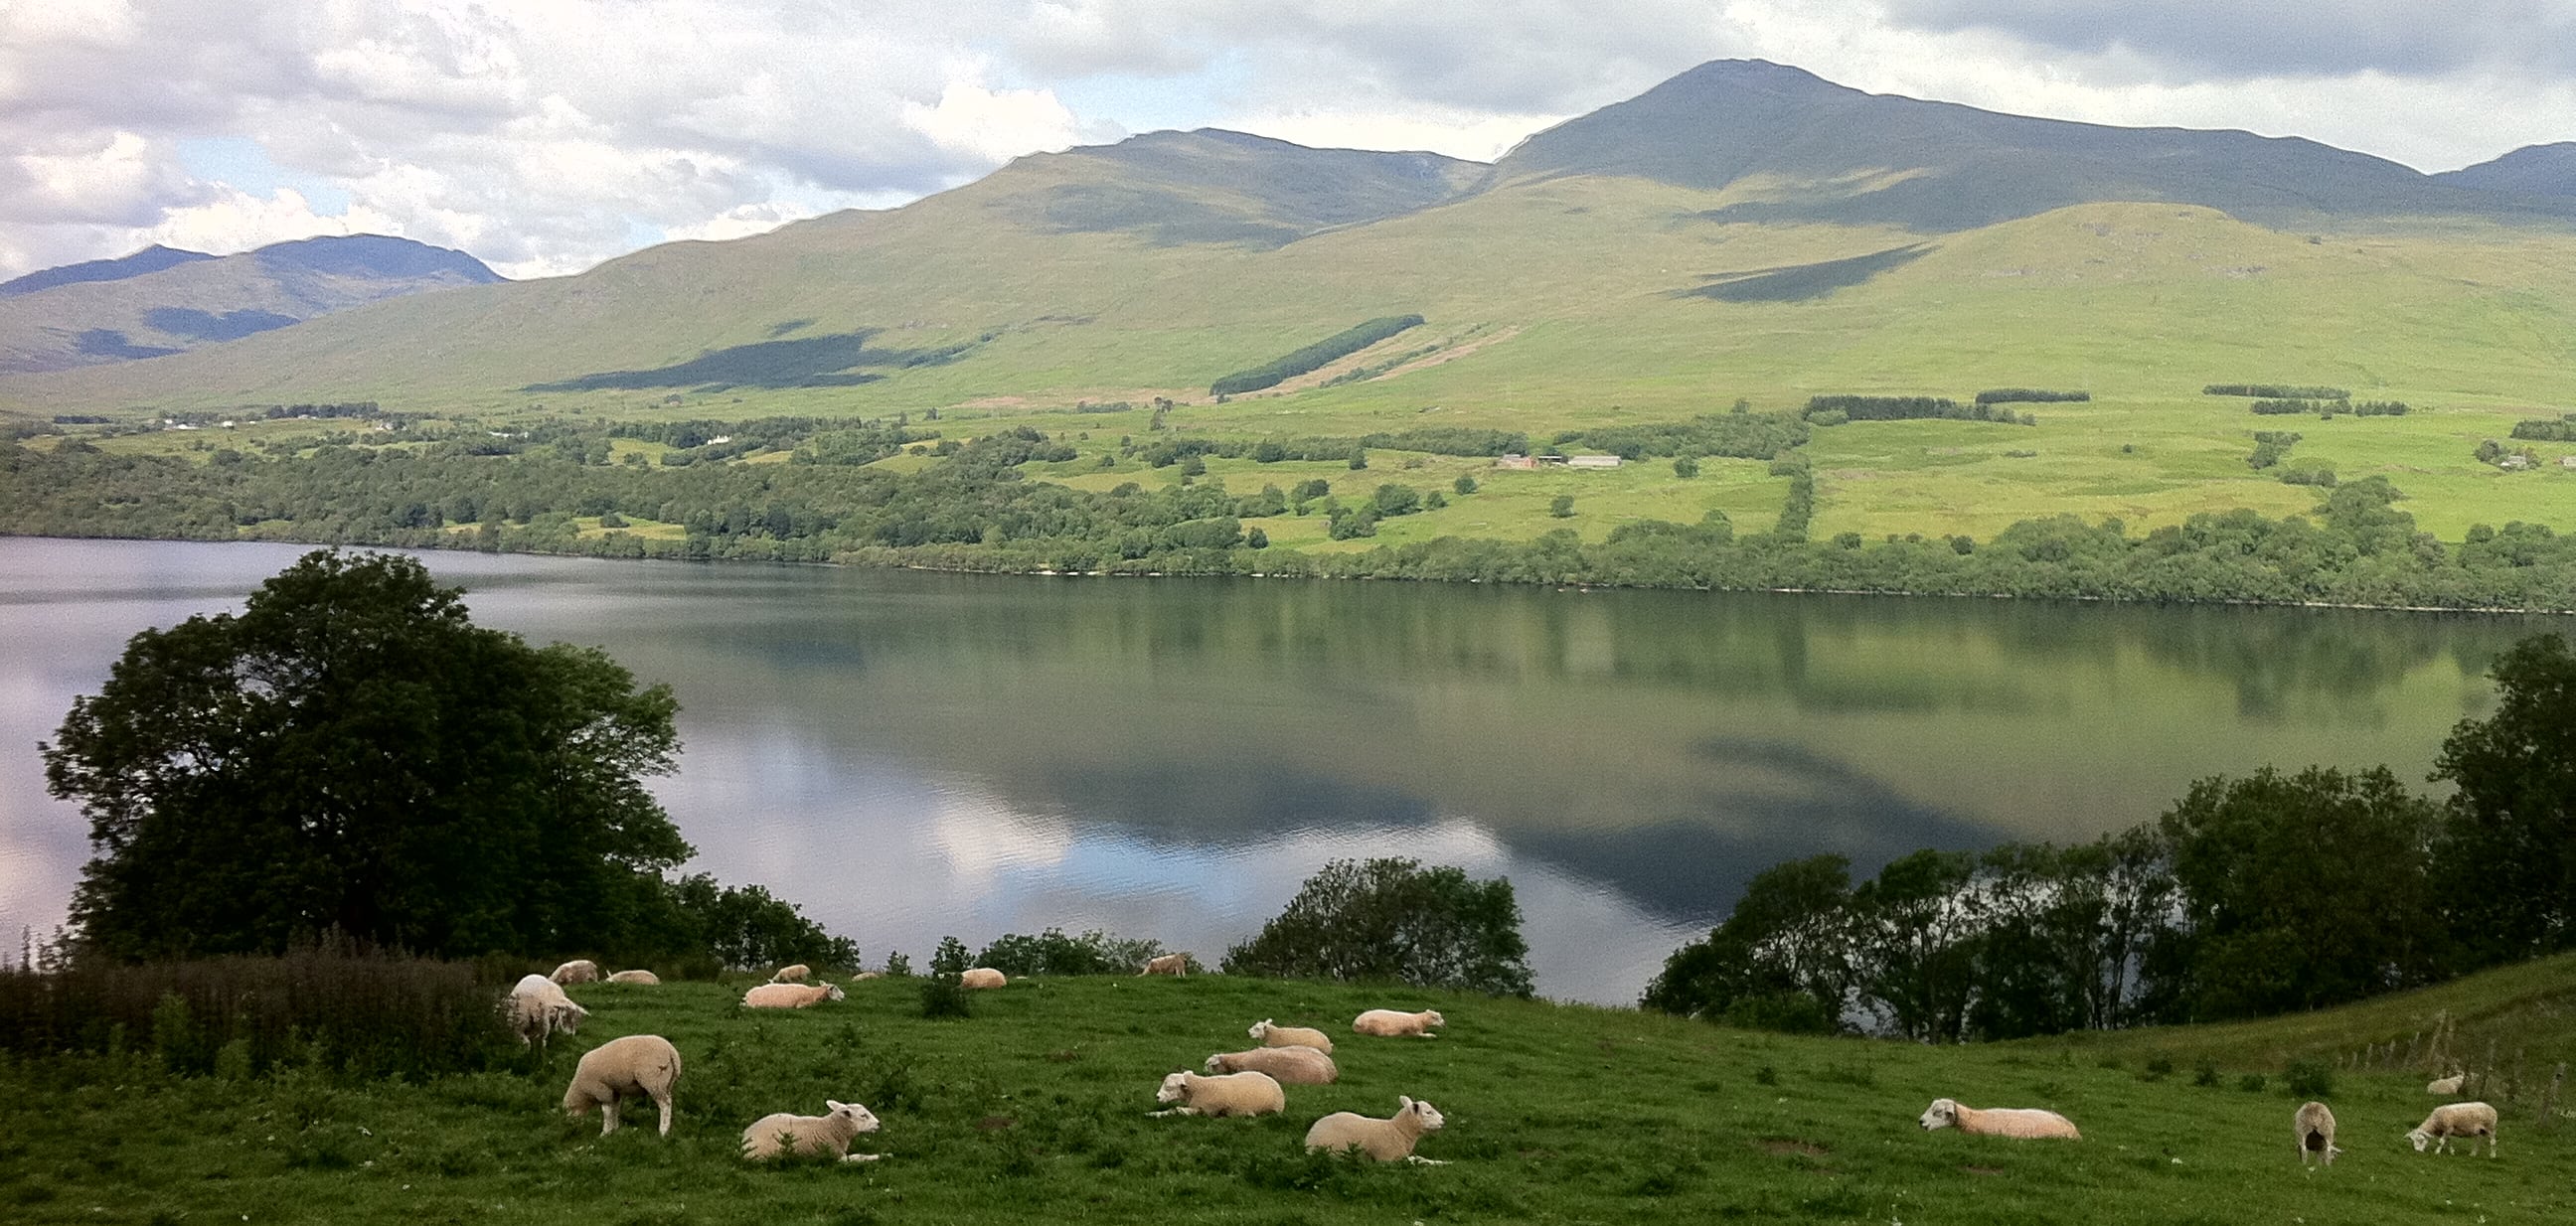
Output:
[
  {"left": 960, "top": 968, "right": 1007, "bottom": 989},
  {"left": 1205, "top": 1045, "right": 1338, "bottom": 1085},
  {"left": 2426, "top": 1074, "right": 2465, "bottom": 1095},
  {"left": 508, "top": 974, "right": 588, "bottom": 1047},
  {"left": 563, "top": 1034, "right": 681, "bottom": 1138},
  {"left": 1353, "top": 1008, "right": 1444, "bottom": 1037},
  {"left": 2295, "top": 1101, "right": 2339, "bottom": 1166},
  {"left": 743, "top": 982, "right": 845, "bottom": 1008},
  {"left": 1917, "top": 1098, "right": 2081, "bottom": 1140},
  {"left": 605, "top": 970, "right": 660, "bottom": 986},
  {"left": 770, "top": 964, "right": 810, "bottom": 984},
  {"left": 1150, "top": 1070, "right": 1285, "bottom": 1119},
  {"left": 741, "top": 1100, "right": 882, "bottom": 1162},
  {"left": 550, "top": 960, "right": 599, "bottom": 985},
  {"left": 1304, "top": 1096, "right": 1446, "bottom": 1163},
  {"left": 1141, "top": 953, "right": 1190, "bottom": 976},
  {"left": 2408, "top": 1102, "right": 2498, "bottom": 1156},
  {"left": 1248, "top": 1018, "right": 1334, "bottom": 1055}
]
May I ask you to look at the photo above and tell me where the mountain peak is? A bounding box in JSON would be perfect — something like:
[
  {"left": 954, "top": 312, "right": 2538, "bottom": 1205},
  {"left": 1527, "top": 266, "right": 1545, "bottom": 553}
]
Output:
[{"left": 0, "top": 244, "right": 216, "bottom": 298}]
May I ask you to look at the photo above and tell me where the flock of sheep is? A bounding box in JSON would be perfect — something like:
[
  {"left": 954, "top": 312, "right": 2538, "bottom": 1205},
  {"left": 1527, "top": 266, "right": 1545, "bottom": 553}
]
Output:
[{"left": 507, "top": 956, "right": 2511, "bottom": 1173}]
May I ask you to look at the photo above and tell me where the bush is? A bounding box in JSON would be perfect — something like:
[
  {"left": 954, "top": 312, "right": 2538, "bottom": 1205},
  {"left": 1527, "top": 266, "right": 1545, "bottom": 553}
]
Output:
[
  {"left": 918, "top": 975, "right": 973, "bottom": 1019},
  {"left": 2204, "top": 384, "right": 2350, "bottom": 400},
  {"left": 2284, "top": 1059, "right": 2334, "bottom": 1099},
  {"left": 1549, "top": 495, "right": 1575, "bottom": 519},
  {"left": 1221, "top": 857, "right": 1533, "bottom": 996},
  {"left": 930, "top": 936, "right": 971, "bottom": 978},
  {"left": 974, "top": 929, "right": 1166, "bottom": 977}
]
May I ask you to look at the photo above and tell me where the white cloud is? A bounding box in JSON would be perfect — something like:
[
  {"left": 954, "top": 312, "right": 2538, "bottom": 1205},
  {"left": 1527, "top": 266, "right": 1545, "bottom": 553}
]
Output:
[{"left": 901, "top": 77, "right": 1088, "bottom": 166}]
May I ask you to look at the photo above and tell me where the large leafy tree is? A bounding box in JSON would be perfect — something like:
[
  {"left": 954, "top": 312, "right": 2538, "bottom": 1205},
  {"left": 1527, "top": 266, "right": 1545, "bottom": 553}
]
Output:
[
  {"left": 1222, "top": 857, "right": 1532, "bottom": 996},
  {"left": 1641, "top": 853, "right": 1853, "bottom": 1033},
  {"left": 2433, "top": 632, "right": 2576, "bottom": 964},
  {"left": 45, "top": 549, "right": 691, "bottom": 962}
]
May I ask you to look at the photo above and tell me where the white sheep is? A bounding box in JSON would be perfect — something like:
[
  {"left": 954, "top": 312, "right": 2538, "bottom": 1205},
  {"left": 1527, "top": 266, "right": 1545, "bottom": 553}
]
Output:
[
  {"left": 960, "top": 968, "right": 1007, "bottom": 989},
  {"left": 1149, "top": 1070, "right": 1285, "bottom": 1119},
  {"left": 2295, "top": 1100, "right": 2339, "bottom": 1166},
  {"left": 2408, "top": 1102, "right": 2498, "bottom": 1156},
  {"left": 605, "top": 970, "right": 661, "bottom": 986},
  {"left": 1303, "top": 1095, "right": 1446, "bottom": 1163},
  {"left": 742, "top": 982, "right": 846, "bottom": 1008},
  {"left": 550, "top": 959, "right": 600, "bottom": 985},
  {"left": 1141, "top": 953, "right": 1190, "bottom": 976},
  {"left": 508, "top": 973, "right": 588, "bottom": 1046},
  {"left": 1917, "top": 1098, "right": 2082, "bottom": 1141},
  {"left": 2426, "top": 1074, "right": 2465, "bottom": 1095},
  {"left": 740, "top": 1100, "right": 883, "bottom": 1162},
  {"left": 1353, "top": 1008, "right": 1444, "bottom": 1038},
  {"left": 562, "top": 1034, "right": 681, "bottom": 1138},
  {"left": 1205, "top": 1045, "right": 1339, "bottom": 1085},
  {"left": 1248, "top": 1018, "right": 1335, "bottom": 1055},
  {"left": 771, "top": 964, "right": 811, "bottom": 984}
]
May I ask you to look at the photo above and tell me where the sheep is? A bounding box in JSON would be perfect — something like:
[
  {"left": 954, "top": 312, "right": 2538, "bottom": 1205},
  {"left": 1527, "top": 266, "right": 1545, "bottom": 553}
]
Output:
[
  {"left": 740, "top": 1100, "right": 882, "bottom": 1162},
  {"left": 1205, "top": 1045, "right": 1339, "bottom": 1085},
  {"left": 1303, "top": 1095, "right": 1447, "bottom": 1163},
  {"left": 742, "top": 982, "right": 845, "bottom": 1009},
  {"left": 1353, "top": 1008, "right": 1444, "bottom": 1038},
  {"left": 1917, "top": 1098, "right": 2082, "bottom": 1141},
  {"left": 1149, "top": 1070, "right": 1285, "bottom": 1119},
  {"left": 550, "top": 959, "right": 600, "bottom": 986},
  {"left": 2427, "top": 1074, "right": 2466, "bottom": 1095},
  {"left": 605, "top": 970, "right": 660, "bottom": 986},
  {"left": 562, "top": 1034, "right": 681, "bottom": 1138},
  {"left": 508, "top": 973, "right": 588, "bottom": 1046},
  {"left": 1248, "top": 1018, "right": 1335, "bottom": 1055},
  {"left": 2408, "top": 1102, "right": 2498, "bottom": 1156},
  {"left": 770, "top": 964, "right": 811, "bottom": 984},
  {"left": 1141, "top": 953, "right": 1190, "bottom": 977},
  {"left": 960, "top": 968, "right": 1007, "bottom": 990},
  {"left": 2295, "top": 1101, "right": 2339, "bottom": 1166}
]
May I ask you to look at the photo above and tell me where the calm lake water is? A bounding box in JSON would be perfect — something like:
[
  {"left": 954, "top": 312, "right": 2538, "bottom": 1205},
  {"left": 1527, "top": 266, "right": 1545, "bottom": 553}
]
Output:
[{"left": 3, "top": 537, "right": 2567, "bottom": 1002}]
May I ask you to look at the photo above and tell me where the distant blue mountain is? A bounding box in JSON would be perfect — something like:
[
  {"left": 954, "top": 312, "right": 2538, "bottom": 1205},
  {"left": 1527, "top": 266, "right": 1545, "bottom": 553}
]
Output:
[{"left": 0, "top": 244, "right": 214, "bottom": 297}]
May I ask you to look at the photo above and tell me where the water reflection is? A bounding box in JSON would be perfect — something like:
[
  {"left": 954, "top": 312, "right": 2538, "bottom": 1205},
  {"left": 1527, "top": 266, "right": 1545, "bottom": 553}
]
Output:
[{"left": 1, "top": 538, "right": 2562, "bottom": 1003}]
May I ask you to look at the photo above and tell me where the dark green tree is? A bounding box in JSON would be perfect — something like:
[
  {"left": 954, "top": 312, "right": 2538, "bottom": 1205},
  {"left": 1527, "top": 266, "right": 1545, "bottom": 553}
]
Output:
[
  {"left": 1641, "top": 853, "right": 1852, "bottom": 1032},
  {"left": 1848, "top": 849, "right": 1982, "bottom": 1041},
  {"left": 1222, "top": 857, "right": 1532, "bottom": 996},
  {"left": 44, "top": 549, "right": 691, "bottom": 962},
  {"left": 2432, "top": 633, "right": 2576, "bottom": 964}
]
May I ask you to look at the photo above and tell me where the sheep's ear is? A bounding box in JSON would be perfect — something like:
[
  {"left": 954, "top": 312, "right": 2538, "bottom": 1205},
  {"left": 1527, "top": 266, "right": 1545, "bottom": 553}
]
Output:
[
  {"left": 827, "top": 1100, "right": 849, "bottom": 1112},
  {"left": 1399, "top": 1095, "right": 1414, "bottom": 1110}
]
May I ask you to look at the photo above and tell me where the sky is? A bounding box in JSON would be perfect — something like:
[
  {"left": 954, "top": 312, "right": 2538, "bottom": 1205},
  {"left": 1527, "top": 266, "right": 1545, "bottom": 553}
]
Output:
[{"left": 4, "top": 0, "right": 2572, "bottom": 281}]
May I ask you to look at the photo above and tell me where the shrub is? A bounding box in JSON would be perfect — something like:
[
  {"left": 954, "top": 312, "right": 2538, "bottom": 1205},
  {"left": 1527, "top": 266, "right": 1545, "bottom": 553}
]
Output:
[
  {"left": 2205, "top": 384, "right": 2350, "bottom": 400},
  {"left": 1975, "top": 388, "right": 2090, "bottom": 404},
  {"left": 2284, "top": 1059, "right": 2334, "bottom": 1099},
  {"left": 918, "top": 975, "right": 973, "bottom": 1020},
  {"left": 930, "top": 936, "right": 971, "bottom": 978},
  {"left": 974, "top": 929, "right": 1166, "bottom": 977},
  {"left": 1222, "top": 857, "right": 1533, "bottom": 996}
]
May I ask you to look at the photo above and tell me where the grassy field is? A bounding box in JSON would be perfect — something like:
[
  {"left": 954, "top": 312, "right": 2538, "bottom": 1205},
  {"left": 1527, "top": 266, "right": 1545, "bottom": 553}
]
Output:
[{"left": 5, "top": 960, "right": 2570, "bottom": 1225}]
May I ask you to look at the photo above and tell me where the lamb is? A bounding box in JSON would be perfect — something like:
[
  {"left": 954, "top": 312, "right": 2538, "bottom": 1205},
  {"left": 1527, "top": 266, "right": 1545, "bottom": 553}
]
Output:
[
  {"left": 740, "top": 1099, "right": 883, "bottom": 1162},
  {"left": 1303, "top": 1095, "right": 1446, "bottom": 1163},
  {"left": 960, "top": 968, "right": 1007, "bottom": 990},
  {"left": 1149, "top": 1070, "right": 1285, "bottom": 1119},
  {"left": 605, "top": 970, "right": 661, "bottom": 986},
  {"left": 562, "top": 1034, "right": 681, "bottom": 1138},
  {"left": 508, "top": 973, "right": 588, "bottom": 1046},
  {"left": 2408, "top": 1102, "right": 2498, "bottom": 1156},
  {"left": 1917, "top": 1098, "right": 2082, "bottom": 1141},
  {"left": 2426, "top": 1074, "right": 2466, "bottom": 1095},
  {"left": 2294, "top": 1100, "right": 2339, "bottom": 1166},
  {"left": 742, "top": 982, "right": 846, "bottom": 1008},
  {"left": 550, "top": 959, "right": 600, "bottom": 985},
  {"left": 1141, "top": 953, "right": 1190, "bottom": 976},
  {"left": 1205, "top": 1045, "right": 1339, "bottom": 1085},
  {"left": 770, "top": 964, "right": 811, "bottom": 984},
  {"left": 1353, "top": 1008, "right": 1444, "bottom": 1038},
  {"left": 1248, "top": 1018, "right": 1335, "bottom": 1055}
]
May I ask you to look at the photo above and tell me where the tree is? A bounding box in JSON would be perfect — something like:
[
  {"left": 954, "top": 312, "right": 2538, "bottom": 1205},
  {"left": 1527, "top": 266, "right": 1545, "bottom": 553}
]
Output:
[
  {"left": 2432, "top": 633, "right": 2576, "bottom": 964},
  {"left": 1550, "top": 495, "right": 1576, "bottom": 518},
  {"left": 1673, "top": 457, "right": 1700, "bottom": 478},
  {"left": 1848, "top": 849, "right": 1982, "bottom": 1041},
  {"left": 1453, "top": 474, "right": 1478, "bottom": 496},
  {"left": 44, "top": 549, "right": 691, "bottom": 962},
  {"left": 1641, "top": 853, "right": 1852, "bottom": 1032},
  {"left": 1222, "top": 857, "right": 1533, "bottom": 996}
]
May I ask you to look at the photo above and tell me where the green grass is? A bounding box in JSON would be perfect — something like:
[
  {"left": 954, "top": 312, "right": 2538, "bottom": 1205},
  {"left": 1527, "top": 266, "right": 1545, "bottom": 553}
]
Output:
[{"left": 5, "top": 963, "right": 2570, "bottom": 1224}]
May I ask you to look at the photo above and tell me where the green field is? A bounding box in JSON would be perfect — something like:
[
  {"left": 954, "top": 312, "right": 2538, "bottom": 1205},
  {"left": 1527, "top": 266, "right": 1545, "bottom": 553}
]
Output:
[{"left": 5, "top": 959, "right": 2570, "bottom": 1224}]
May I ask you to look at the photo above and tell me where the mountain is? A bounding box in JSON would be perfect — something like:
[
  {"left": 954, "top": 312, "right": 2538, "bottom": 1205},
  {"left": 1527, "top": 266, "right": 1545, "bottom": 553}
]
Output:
[
  {"left": 996, "top": 128, "right": 1484, "bottom": 247},
  {"left": 0, "top": 234, "right": 502, "bottom": 375},
  {"left": 2433, "top": 142, "right": 2576, "bottom": 199}
]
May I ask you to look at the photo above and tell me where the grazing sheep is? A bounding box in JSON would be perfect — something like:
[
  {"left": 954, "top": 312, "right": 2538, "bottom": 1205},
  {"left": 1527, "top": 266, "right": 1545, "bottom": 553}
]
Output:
[
  {"left": 550, "top": 959, "right": 600, "bottom": 986},
  {"left": 1141, "top": 953, "right": 1190, "bottom": 977},
  {"left": 2427, "top": 1074, "right": 2466, "bottom": 1095},
  {"left": 960, "top": 968, "right": 1007, "bottom": 990},
  {"left": 562, "top": 1034, "right": 681, "bottom": 1138},
  {"left": 1917, "top": 1098, "right": 2082, "bottom": 1141},
  {"left": 2295, "top": 1101, "right": 2339, "bottom": 1166},
  {"left": 1303, "top": 1096, "right": 1447, "bottom": 1163},
  {"left": 770, "top": 964, "right": 811, "bottom": 984},
  {"left": 508, "top": 974, "right": 588, "bottom": 1047},
  {"left": 1205, "top": 1045, "right": 1339, "bottom": 1085},
  {"left": 1248, "top": 1018, "right": 1335, "bottom": 1055},
  {"left": 1354, "top": 1008, "right": 1445, "bottom": 1038},
  {"left": 1150, "top": 1070, "right": 1285, "bottom": 1119},
  {"left": 742, "top": 982, "right": 845, "bottom": 1009},
  {"left": 741, "top": 1100, "right": 882, "bottom": 1162},
  {"left": 2408, "top": 1102, "right": 2498, "bottom": 1156},
  {"left": 605, "top": 970, "right": 661, "bottom": 986}
]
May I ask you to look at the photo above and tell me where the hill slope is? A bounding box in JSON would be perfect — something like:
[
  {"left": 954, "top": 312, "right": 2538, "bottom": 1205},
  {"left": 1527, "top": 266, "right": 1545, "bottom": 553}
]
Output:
[{"left": 0, "top": 243, "right": 216, "bottom": 297}]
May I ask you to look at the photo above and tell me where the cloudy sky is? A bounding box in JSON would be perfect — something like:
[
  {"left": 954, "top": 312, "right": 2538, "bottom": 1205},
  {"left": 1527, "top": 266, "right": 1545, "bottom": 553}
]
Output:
[{"left": 4, "top": 0, "right": 2571, "bottom": 281}]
